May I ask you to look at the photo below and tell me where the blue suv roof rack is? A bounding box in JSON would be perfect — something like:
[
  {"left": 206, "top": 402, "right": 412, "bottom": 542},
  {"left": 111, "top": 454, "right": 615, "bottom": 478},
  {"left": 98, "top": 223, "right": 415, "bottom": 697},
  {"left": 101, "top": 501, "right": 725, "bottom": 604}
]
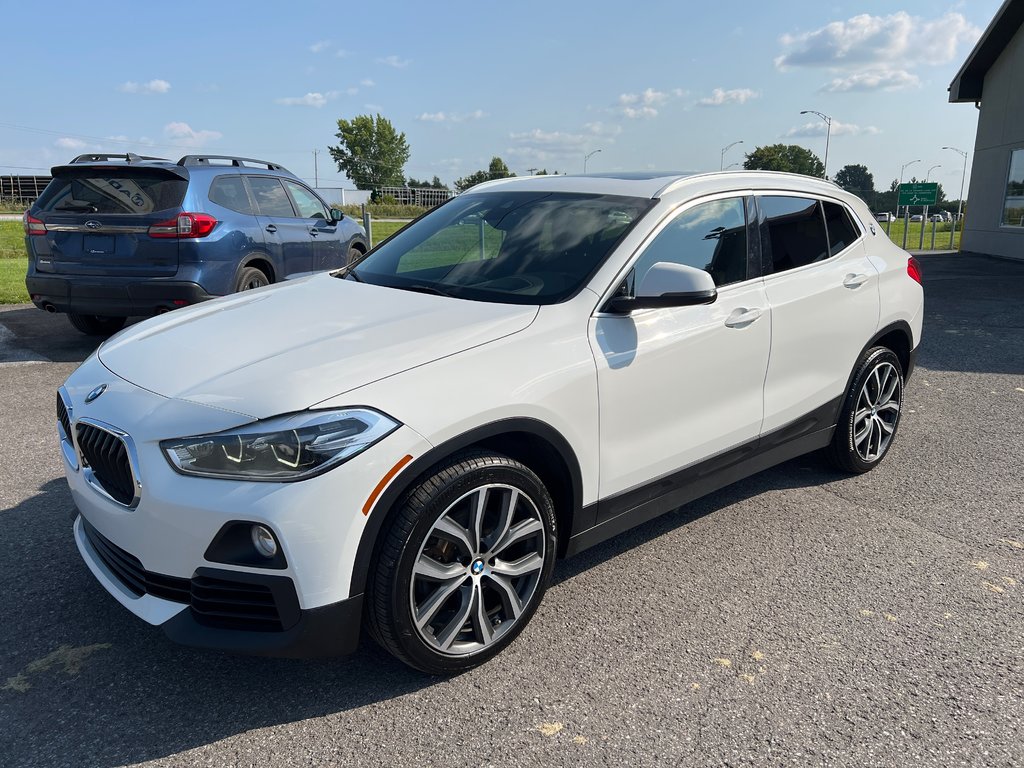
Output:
[
  {"left": 70, "top": 153, "right": 168, "bottom": 164},
  {"left": 177, "top": 155, "right": 290, "bottom": 172}
]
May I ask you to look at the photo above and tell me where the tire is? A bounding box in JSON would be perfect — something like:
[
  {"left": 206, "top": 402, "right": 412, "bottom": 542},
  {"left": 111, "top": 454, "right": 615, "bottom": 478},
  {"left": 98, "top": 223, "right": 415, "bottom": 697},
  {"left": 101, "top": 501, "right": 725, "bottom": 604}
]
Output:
[
  {"left": 827, "top": 346, "right": 905, "bottom": 474},
  {"left": 234, "top": 266, "right": 269, "bottom": 292},
  {"left": 367, "top": 451, "right": 558, "bottom": 674},
  {"left": 346, "top": 246, "right": 364, "bottom": 267},
  {"left": 67, "top": 313, "right": 127, "bottom": 336}
]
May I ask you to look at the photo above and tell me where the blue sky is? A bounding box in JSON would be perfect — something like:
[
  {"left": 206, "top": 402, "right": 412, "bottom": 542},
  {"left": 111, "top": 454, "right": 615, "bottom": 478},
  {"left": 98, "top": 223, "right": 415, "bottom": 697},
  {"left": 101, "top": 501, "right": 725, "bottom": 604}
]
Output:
[{"left": 0, "top": 0, "right": 1002, "bottom": 196}]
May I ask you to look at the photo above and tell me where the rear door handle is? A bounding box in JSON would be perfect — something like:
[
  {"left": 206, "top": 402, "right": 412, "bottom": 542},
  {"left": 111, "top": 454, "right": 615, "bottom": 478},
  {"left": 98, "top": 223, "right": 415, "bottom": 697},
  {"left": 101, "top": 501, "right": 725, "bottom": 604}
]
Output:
[
  {"left": 724, "top": 307, "right": 763, "bottom": 328},
  {"left": 309, "top": 229, "right": 319, "bottom": 237},
  {"left": 843, "top": 272, "right": 869, "bottom": 288},
  {"left": 265, "top": 224, "right": 277, "bottom": 234}
]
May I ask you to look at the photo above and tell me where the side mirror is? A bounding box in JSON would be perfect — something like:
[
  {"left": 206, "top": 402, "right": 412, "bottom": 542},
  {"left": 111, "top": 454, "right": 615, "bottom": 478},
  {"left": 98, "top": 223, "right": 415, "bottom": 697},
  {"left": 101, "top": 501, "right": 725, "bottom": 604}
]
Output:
[
  {"left": 605, "top": 262, "right": 717, "bottom": 313},
  {"left": 330, "top": 208, "right": 344, "bottom": 223}
]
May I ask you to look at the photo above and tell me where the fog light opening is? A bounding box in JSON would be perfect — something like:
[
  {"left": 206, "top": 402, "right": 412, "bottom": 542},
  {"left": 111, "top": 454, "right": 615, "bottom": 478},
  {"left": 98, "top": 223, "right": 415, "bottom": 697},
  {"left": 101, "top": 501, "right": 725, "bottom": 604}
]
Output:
[{"left": 251, "top": 524, "right": 278, "bottom": 559}]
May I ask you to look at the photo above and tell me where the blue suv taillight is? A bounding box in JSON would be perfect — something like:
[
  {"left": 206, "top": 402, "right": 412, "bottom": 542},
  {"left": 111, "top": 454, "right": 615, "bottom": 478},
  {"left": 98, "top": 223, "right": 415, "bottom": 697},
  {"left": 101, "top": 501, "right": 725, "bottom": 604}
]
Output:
[{"left": 149, "top": 212, "right": 218, "bottom": 239}]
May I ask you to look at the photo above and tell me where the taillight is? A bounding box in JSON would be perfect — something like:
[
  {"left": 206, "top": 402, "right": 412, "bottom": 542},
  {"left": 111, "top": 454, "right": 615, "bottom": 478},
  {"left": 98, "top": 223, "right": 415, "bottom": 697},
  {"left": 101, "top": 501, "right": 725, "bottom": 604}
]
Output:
[
  {"left": 907, "top": 256, "right": 923, "bottom": 285},
  {"left": 23, "top": 212, "right": 46, "bottom": 236},
  {"left": 149, "top": 212, "right": 218, "bottom": 239}
]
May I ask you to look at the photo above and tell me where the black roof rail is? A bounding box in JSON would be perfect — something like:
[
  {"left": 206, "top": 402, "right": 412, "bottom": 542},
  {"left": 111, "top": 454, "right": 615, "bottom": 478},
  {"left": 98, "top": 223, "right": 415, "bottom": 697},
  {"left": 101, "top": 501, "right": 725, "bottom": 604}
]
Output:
[
  {"left": 177, "top": 155, "right": 289, "bottom": 172},
  {"left": 70, "top": 153, "right": 168, "bottom": 164}
]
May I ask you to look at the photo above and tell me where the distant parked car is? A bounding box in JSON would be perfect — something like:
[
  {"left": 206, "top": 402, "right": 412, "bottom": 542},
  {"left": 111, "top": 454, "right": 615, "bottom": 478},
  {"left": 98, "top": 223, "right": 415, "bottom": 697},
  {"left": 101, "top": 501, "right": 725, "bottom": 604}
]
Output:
[
  {"left": 24, "top": 153, "right": 368, "bottom": 335},
  {"left": 874, "top": 212, "right": 895, "bottom": 222},
  {"left": 910, "top": 214, "right": 924, "bottom": 222},
  {"left": 929, "top": 213, "right": 946, "bottom": 222}
]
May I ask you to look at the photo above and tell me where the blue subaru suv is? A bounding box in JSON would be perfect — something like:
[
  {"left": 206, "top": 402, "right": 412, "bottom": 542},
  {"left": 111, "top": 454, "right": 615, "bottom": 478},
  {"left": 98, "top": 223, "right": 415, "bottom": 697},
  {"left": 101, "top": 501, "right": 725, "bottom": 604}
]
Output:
[{"left": 24, "top": 153, "right": 368, "bottom": 335}]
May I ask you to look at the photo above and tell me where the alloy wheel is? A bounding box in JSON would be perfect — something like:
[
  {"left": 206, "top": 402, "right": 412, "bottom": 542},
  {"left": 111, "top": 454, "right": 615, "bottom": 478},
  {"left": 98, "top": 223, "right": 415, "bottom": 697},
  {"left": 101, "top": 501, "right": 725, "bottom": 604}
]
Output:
[{"left": 853, "top": 361, "right": 901, "bottom": 462}]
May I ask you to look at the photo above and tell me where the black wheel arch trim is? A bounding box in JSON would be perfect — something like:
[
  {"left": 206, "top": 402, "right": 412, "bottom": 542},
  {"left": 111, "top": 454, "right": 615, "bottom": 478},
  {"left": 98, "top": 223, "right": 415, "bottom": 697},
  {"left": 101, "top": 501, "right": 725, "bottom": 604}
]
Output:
[
  {"left": 853, "top": 320, "right": 916, "bottom": 388},
  {"left": 349, "top": 417, "right": 584, "bottom": 598}
]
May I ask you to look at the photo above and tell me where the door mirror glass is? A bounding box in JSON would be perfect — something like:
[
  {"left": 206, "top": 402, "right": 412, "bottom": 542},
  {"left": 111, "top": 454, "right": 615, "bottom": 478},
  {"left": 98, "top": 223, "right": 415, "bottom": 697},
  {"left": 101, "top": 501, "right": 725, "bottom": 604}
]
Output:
[{"left": 330, "top": 207, "right": 344, "bottom": 223}]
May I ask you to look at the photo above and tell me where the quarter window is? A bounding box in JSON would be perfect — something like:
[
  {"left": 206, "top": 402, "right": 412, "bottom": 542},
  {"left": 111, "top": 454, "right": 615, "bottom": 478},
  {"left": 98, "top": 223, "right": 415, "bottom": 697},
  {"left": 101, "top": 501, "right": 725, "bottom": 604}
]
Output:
[
  {"left": 632, "top": 198, "right": 748, "bottom": 288},
  {"left": 1002, "top": 149, "right": 1024, "bottom": 227},
  {"left": 208, "top": 176, "right": 253, "bottom": 214},
  {"left": 247, "top": 177, "right": 296, "bottom": 217},
  {"left": 759, "top": 196, "right": 829, "bottom": 274},
  {"left": 822, "top": 201, "right": 860, "bottom": 256},
  {"left": 284, "top": 180, "right": 329, "bottom": 220}
]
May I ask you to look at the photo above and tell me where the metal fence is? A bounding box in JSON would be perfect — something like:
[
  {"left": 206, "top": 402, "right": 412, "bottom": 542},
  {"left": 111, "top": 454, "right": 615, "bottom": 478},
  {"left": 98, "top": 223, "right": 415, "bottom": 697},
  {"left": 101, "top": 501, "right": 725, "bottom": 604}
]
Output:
[
  {"left": 375, "top": 186, "right": 455, "bottom": 207},
  {"left": 1, "top": 175, "right": 50, "bottom": 205}
]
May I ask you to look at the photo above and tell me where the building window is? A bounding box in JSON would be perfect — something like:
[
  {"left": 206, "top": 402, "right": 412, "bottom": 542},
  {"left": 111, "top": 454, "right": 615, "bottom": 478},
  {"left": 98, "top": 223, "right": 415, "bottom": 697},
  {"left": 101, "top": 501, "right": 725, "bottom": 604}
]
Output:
[{"left": 1003, "top": 149, "right": 1024, "bottom": 227}]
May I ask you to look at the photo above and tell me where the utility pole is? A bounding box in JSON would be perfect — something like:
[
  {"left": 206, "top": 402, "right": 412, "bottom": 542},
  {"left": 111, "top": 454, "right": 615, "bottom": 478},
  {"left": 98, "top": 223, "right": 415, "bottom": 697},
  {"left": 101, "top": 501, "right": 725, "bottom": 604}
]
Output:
[
  {"left": 526, "top": 168, "right": 538, "bottom": 176},
  {"left": 313, "top": 149, "right": 320, "bottom": 187}
]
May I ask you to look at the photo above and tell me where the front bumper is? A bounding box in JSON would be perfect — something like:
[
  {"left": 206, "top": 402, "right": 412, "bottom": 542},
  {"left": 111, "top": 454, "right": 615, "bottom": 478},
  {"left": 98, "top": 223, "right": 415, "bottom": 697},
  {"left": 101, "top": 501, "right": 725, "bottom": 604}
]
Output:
[
  {"left": 75, "top": 513, "right": 362, "bottom": 657},
  {"left": 27, "top": 275, "right": 216, "bottom": 317}
]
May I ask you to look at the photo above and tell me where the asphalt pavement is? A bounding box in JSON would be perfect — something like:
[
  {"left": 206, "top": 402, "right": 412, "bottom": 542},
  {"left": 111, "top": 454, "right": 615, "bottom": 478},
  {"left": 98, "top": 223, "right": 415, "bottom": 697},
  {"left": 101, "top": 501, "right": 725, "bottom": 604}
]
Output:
[{"left": 1, "top": 253, "right": 1022, "bottom": 767}]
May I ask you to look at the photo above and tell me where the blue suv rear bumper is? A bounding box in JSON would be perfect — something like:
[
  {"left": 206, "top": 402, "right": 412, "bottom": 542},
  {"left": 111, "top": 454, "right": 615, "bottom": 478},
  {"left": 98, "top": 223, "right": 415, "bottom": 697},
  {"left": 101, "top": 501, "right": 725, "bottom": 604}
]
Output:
[{"left": 27, "top": 274, "right": 218, "bottom": 316}]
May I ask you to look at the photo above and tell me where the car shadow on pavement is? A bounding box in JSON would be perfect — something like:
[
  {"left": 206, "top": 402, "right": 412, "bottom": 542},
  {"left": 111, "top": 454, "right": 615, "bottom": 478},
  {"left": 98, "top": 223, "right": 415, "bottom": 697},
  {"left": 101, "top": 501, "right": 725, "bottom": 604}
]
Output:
[
  {"left": 0, "top": 479, "right": 435, "bottom": 768},
  {"left": 0, "top": 305, "right": 119, "bottom": 364}
]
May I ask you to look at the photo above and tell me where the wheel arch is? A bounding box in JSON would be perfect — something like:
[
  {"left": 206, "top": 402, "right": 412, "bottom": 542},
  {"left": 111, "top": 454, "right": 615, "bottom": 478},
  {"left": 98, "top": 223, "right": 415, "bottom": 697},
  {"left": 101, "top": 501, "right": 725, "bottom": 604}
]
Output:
[
  {"left": 236, "top": 252, "right": 276, "bottom": 285},
  {"left": 842, "top": 320, "right": 915, "bottom": 401},
  {"left": 349, "top": 418, "right": 584, "bottom": 598}
]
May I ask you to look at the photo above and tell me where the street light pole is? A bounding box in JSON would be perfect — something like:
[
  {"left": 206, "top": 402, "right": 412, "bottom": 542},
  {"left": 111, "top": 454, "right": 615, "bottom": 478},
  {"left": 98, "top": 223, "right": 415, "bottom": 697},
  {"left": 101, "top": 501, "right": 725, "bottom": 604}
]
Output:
[
  {"left": 800, "top": 110, "right": 831, "bottom": 178},
  {"left": 898, "top": 159, "right": 921, "bottom": 219},
  {"left": 584, "top": 149, "right": 602, "bottom": 173},
  {"left": 720, "top": 140, "right": 743, "bottom": 171},
  {"left": 942, "top": 146, "right": 968, "bottom": 248}
]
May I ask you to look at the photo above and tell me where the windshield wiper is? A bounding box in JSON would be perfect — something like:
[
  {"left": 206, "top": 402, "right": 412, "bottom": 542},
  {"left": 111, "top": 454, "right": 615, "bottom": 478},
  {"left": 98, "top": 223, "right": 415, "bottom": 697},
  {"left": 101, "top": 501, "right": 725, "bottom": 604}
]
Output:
[
  {"left": 55, "top": 201, "right": 98, "bottom": 212},
  {"left": 395, "top": 283, "right": 454, "bottom": 298}
]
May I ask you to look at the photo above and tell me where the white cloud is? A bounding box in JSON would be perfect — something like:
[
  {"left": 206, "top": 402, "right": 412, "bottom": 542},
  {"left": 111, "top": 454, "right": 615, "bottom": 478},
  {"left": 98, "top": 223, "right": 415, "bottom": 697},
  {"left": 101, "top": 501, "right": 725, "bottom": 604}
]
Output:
[
  {"left": 377, "top": 55, "right": 410, "bottom": 68},
  {"left": 309, "top": 40, "right": 331, "bottom": 54},
  {"left": 346, "top": 87, "right": 359, "bottom": 96},
  {"left": 776, "top": 12, "right": 979, "bottom": 69},
  {"left": 786, "top": 120, "right": 881, "bottom": 138},
  {"left": 616, "top": 87, "right": 680, "bottom": 118},
  {"left": 417, "top": 112, "right": 447, "bottom": 122},
  {"left": 360, "top": 78, "right": 375, "bottom": 87},
  {"left": 506, "top": 122, "right": 621, "bottom": 166},
  {"left": 119, "top": 79, "right": 171, "bottom": 94},
  {"left": 276, "top": 92, "right": 334, "bottom": 108},
  {"left": 55, "top": 137, "right": 88, "bottom": 150},
  {"left": 335, "top": 48, "right": 352, "bottom": 58},
  {"left": 697, "top": 88, "right": 759, "bottom": 107},
  {"left": 821, "top": 68, "right": 920, "bottom": 92},
  {"left": 416, "top": 109, "right": 487, "bottom": 123},
  {"left": 164, "top": 122, "right": 222, "bottom": 148}
]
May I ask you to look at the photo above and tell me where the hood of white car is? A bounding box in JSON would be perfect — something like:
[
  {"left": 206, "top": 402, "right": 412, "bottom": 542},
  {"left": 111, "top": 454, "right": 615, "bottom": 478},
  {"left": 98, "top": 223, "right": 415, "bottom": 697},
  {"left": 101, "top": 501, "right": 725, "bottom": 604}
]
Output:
[{"left": 98, "top": 273, "right": 538, "bottom": 419}]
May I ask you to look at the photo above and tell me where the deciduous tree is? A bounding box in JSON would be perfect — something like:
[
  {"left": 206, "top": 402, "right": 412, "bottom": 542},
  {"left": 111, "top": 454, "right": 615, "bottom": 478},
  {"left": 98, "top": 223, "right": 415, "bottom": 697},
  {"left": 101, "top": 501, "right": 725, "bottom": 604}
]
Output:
[{"left": 328, "top": 114, "right": 410, "bottom": 190}]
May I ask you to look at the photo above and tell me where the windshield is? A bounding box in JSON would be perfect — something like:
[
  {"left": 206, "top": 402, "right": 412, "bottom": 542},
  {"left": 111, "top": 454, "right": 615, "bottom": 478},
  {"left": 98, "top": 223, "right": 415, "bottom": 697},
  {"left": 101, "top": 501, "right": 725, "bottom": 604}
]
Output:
[{"left": 350, "top": 191, "right": 652, "bottom": 304}]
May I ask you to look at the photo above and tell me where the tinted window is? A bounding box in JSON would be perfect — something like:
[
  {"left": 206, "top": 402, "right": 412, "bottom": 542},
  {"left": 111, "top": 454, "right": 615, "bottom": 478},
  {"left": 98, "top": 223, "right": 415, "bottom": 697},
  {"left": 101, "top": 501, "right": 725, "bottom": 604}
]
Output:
[
  {"left": 284, "top": 181, "right": 328, "bottom": 219},
  {"left": 352, "top": 191, "right": 652, "bottom": 305},
  {"left": 248, "top": 177, "right": 295, "bottom": 217},
  {"left": 759, "top": 196, "right": 829, "bottom": 273},
  {"left": 37, "top": 170, "right": 186, "bottom": 214},
  {"left": 633, "top": 198, "right": 747, "bottom": 288},
  {"left": 1003, "top": 148, "right": 1024, "bottom": 227},
  {"left": 208, "top": 175, "right": 253, "bottom": 214},
  {"left": 823, "top": 201, "right": 860, "bottom": 256}
]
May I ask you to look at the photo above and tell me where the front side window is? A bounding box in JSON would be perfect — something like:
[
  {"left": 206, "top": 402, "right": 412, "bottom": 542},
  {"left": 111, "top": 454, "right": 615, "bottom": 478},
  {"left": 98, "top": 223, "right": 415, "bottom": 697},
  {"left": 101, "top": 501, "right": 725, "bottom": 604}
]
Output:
[
  {"left": 284, "top": 180, "right": 329, "bottom": 220},
  {"left": 759, "top": 196, "right": 829, "bottom": 274},
  {"left": 351, "top": 191, "right": 652, "bottom": 305},
  {"left": 631, "top": 198, "right": 748, "bottom": 288},
  {"left": 1002, "top": 149, "right": 1024, "bottom": 227},
  {"left": 247, "top": 176, "right": 295, "bottom": 217}
]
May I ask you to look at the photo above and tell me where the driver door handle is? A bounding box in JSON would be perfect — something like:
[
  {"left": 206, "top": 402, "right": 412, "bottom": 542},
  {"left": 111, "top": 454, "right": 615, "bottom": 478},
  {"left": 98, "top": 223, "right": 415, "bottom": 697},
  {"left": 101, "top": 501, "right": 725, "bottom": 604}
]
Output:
[
  {"left": 265, "top": 224, "right": 277, "bottom": 233},
  {"left": 724, "top": 307, "right": 763, "bottom": 328}
]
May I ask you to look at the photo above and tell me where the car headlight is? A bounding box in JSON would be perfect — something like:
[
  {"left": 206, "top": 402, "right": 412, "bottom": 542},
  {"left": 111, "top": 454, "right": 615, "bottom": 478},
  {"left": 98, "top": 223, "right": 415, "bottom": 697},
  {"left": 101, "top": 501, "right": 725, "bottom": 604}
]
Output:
[{"left": 160, "top": 408, "right": 400, "bottom": 481}]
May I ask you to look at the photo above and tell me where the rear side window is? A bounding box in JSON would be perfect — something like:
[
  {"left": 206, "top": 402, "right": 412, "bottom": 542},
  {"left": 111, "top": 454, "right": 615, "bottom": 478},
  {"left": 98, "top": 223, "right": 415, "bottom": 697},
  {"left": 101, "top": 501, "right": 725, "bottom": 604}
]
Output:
[
  {"left": 284, "top": 180, "right": 329, "bottom": 219},
  {"left": 209, "top": 175, "right": 253, "bottom": 214},
  {"left": 822, "top": 201, "right": 860, "bottom": 256},
  {"left": 37, "top": 171, "right": 186, "bottom": 214},
  {"left": 758, "top": 196, "right": 829, "bottom": 274},
  {"left": 247, "top": 176, "right": 295, "bottom": 217}
]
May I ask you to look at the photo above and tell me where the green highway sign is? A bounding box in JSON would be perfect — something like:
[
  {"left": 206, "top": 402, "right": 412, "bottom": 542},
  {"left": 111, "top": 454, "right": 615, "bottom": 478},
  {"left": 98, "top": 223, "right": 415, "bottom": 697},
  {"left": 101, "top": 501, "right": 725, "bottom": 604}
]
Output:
[{"left": 898, "top": 182, "right": 939, "bottom": 206}]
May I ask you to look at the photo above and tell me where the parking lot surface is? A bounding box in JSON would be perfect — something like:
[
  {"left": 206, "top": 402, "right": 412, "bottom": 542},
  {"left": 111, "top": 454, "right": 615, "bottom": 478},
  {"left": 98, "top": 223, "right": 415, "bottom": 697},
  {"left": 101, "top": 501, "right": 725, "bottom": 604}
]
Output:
[{"left": 1, "top": 252, "right": 1022, "bottom": 768}]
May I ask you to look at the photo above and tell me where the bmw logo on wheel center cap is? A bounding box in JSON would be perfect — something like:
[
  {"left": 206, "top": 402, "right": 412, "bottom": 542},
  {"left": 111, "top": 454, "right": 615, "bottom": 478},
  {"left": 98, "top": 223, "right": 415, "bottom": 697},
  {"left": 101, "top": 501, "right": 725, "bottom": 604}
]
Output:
[{"left": 471, "top": 559, "right": 485, "bottom": 575}]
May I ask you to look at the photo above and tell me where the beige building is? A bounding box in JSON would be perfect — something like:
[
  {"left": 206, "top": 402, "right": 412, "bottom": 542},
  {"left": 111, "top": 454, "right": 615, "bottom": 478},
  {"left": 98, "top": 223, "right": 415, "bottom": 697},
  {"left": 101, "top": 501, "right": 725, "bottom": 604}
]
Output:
[{"left": 949, "top": 0, "right": 1024, "bottom": 260}]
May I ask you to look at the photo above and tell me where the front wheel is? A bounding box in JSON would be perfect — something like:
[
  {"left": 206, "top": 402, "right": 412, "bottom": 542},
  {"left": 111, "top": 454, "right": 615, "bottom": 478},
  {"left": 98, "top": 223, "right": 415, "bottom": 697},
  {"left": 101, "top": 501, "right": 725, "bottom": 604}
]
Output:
[
  {"left": 234, "top": 266, "right": 269, "bottom": 292},
  {"left": 827, "top": 346, "right": 905, "bottom": 473},
  {"left": 367, "top": 452, "right": 557, "bottom": 674},
  {"left": 67, "top": 313, "right": 126, "bottom": 336}
]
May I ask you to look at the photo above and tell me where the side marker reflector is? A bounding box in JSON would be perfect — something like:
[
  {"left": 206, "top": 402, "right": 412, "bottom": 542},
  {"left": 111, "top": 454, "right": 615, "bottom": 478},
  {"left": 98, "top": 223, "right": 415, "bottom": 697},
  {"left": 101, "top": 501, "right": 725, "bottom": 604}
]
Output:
[{"left": 362, "top": 454, "right": 413, "bottom": 516}]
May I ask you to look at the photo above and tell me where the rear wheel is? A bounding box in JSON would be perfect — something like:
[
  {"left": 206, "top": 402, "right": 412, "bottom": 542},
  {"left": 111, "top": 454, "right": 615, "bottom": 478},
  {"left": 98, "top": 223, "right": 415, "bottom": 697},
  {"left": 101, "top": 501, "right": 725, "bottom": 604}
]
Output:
[
  {"left": 234, "top": 266, "right": 269, "bottom": 292},
  {"left": 367, "top": 452, "right": 557, "bottom": 674},
  {"left": 827, "top": 346, "right": 904, "bottom": 473},
  {"left": 67, "top": 313, "right": 126, "bottom": 336}
]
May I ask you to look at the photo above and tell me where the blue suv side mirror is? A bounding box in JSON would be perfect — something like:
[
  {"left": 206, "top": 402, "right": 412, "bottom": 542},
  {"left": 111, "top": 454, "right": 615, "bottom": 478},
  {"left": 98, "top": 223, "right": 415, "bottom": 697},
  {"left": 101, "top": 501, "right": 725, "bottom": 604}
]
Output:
[{"left": 330, "top": 208, "right": 344, "bottom": 223}]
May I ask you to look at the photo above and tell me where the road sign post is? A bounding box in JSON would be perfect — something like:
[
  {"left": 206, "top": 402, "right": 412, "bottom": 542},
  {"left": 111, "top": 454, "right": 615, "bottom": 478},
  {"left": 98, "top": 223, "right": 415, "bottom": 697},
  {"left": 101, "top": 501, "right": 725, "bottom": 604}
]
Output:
[{"left": 897, "top": 183, "right": 939, "bottom": 252}]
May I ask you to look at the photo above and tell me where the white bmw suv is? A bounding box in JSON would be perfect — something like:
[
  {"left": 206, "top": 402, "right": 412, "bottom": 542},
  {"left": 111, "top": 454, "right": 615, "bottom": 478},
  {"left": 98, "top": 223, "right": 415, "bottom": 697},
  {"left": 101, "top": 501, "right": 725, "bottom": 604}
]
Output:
[{"left": 58, "top": 171, "right": 923, "bottom": 673}]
